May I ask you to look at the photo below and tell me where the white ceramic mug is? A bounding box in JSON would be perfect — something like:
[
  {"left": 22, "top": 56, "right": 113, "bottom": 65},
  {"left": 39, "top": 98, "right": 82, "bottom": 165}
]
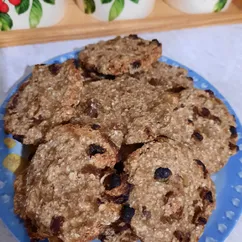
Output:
[
  {"left": 0, "top": 0, "right": 66, "bottom": 31},
  {"left": 164, "top": 0, "right": 232, "bottom": 14},
  {"left": 76, "top": 0, "right": 156, "bottom": 21}
]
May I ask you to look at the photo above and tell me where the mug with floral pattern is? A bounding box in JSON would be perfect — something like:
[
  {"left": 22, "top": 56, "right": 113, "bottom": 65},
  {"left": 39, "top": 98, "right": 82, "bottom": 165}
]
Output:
[
  {"left": 76, "top": 0, "right": 156, "bottom": 21},
  {"left": 0, "top": 0, "right": 66, "bottom": 31}
]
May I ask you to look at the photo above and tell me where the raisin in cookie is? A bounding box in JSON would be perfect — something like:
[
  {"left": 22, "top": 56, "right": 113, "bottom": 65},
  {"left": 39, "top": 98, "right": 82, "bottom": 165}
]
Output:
[
  {"left": 125, "top": 139, "right": 216, "bottom": 242},
  {"left": 79, "top": 35, "right": 162, "bottom": 76},
  {"left": 14, "top": 124, "right": 121, "bottom": 242},
  {"left": 4, "top": 60, "right": 83, "bottom": 145},
  {"left": 159, "top": 88, "right": 238, "bottom": 173}
]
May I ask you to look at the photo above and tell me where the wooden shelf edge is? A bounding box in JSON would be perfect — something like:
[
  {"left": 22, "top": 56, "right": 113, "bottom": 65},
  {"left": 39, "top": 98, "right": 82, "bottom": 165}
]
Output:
[{"left": 0, "top": 11, "right": 242, "bottom": 48}]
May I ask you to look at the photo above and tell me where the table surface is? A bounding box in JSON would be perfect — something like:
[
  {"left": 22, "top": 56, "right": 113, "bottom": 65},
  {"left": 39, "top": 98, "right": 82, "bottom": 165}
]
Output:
[{"left": 0, "top": 24, "right": 242, "bottom": 242}]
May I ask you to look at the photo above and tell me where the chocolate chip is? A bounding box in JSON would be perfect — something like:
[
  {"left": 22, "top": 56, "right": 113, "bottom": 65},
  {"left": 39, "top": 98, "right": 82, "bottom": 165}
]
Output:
[
  {"left": 194, "top": 159, "right": 208, "bottom": 178},
  {"left": 142, "top": 206, "right": 151, "bottom": 219},
  {"left": 48, "top": 64, "right": 61, "bottom": 75},
  {"left": 199, "top": 188, "right": 213, "bottom": 203},
  {"left": 151, "top": 39, "right": 161, "bottom": 47},
  {"left": 50, "top": 216, "right": 64, "bottom": 235},
  {"left": 200, "top": 107, "right": 210, "bottom": 117},
  {"left": 91, "top": 124, "right": 101, "bottom": 130},
  {"left": 230, "top": 126, "right": 237, "bottom": 138},
  {"left": 87, "top": 144, "right": 106, "bottom": 157},
  {"left": 132, "top": 60, "right": 141, "bottom": 69},
  {"left": 205, "top": 90, "right": 214, "bottom": 96},
  {"left": 120, "top": 204, "right": 135, "bottom": 223},
  {"left": 229, "top": 142, "right": 239, "bottom": 152},
  {"left": 197, "top": 216, "right": 207, "bottom": 225},
  {"left": 173, "top": 230, "right": 191, "bottom": 242},
  {"left": 84, "top": 99, "right": 100, "bottom": 118},
  {"left": 104, "top": 173, "right": 121, "bottom": 190},
  {"left": 192, "top": 131, "right": 203, "bottom": 141},
  {"left": 154, "top": 167, "right": 172, "bottom": 181}
]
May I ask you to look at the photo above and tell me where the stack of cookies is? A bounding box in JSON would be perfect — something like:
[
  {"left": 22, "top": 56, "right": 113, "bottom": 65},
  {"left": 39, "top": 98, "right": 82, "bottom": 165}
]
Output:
[{"left": 4, "top": 35, "right": 238, "bottom": 242}]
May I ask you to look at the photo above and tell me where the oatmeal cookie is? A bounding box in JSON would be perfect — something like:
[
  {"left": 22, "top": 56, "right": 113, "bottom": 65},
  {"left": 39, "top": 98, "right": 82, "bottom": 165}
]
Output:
[
  {"left": 79, "top": 35, "right": 162, "bottom": 76},
  {"left": 14, "top": 125, "right": 121, "bottom": 242},
  {"left": 4, "top": 60, "right": 83, "bottom": 145},
  {"left": 160, "top": 88, "right": 238, "bottom": 173},
  {"left": 125, "top": 139, "right": 216, "bottom": 242}
]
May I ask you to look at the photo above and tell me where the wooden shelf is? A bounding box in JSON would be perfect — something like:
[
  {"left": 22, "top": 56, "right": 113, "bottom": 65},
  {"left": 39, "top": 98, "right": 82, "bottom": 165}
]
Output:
[{"left": 0, "top": 0, "right": 242, "bottom": 47}]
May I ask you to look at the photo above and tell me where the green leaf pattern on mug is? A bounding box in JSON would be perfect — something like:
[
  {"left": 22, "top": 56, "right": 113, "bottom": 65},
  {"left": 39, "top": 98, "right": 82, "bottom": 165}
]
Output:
[
  {"left": 43, "top": 0, "right": 55, "bottom": 4},
  {"left": 0, "top": 13, "right": 13, "bottom": 31},
  {"left": 214, "top": 0, "right": 227, "bottom": 12},
  {"left": 15, "top": 0, "right": 30, "bottom": 15},
  {"left": 29, "top": 0, "right": 43, "bottom": 28},
  {"left": 84, "top": 0, "right": 96, "bottom": 14},
  {"left": 109, "top": 0, "right": 124, "bottom": 21},
  {"left": 130, "top": 0, "right": 139, "bottom": 3},
  {"left": 101, "top": 0, "right": 113, "bottom": 3}
]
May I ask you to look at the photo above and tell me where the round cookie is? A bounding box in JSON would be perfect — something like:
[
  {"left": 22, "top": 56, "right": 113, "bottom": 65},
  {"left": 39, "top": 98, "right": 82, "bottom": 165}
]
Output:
[
  {"left": 4, "top": 60, "right": 83, "bottom": 145},
  {"left": 14, "top": 124, "right": 121, "bottom": 242},
  {"left": 159, "top": 88, "right": 238, "bottom": 173},
  {"left": 79, "top": 35, "right": 162, "bottom": 76},
  {"left": 72, "top": 71, "right": 189, "bottom": 147},
  {"left": 125, "top": 139, "right": 216, "bottom": 242}
]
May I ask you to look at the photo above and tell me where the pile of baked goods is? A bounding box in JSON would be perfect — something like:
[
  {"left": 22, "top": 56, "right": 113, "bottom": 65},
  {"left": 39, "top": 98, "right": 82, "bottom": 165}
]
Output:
[{"left": 4, "top": 35, "right": 238, "bottom": 242}]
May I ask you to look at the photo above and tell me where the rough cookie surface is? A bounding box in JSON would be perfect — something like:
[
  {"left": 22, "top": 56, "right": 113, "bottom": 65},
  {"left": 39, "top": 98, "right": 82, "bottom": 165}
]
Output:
[
  {"left": 4, "top": 60, "right": 83, "bottom": 145},
  {"left": 125, "top": 139, "right": 216, "bottom": 242},
  {"left": 159, "top": 88, "right": 238, "bottom": 173},
  {"left": 14, "top": 125, "right": 121, "bottom": 242},
  {"left": 72, "top": 69, "right": 193, "bottom": 147},
  {"left": 79, "top": 35, "right": 162, "bottom": 76}
]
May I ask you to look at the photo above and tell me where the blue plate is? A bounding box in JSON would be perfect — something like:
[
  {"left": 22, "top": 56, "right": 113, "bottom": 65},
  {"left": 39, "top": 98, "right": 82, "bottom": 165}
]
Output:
[{"left": 0, "top": 51, "right": 242, "bottom": 242}]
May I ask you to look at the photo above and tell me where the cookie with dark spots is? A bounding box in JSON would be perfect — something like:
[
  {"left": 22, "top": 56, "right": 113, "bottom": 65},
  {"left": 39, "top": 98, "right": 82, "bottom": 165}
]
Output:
[
  {"left": 79, "top": 35, "right": 162, "bottom": 75},
  {"left": 159, "top": 88, "right": 238, "bottom": 173},
  {"left": 125, "top": 138, "right": 215, "bottom": 242},
  {"left": 14, "top": 124, "right": 121, "bottom": 242},
  {"left": 72, "top": 74, "right": 181, "bottom": 148},
  {"left": 4, "top": 60, "right": 83, "bottom": 145}
]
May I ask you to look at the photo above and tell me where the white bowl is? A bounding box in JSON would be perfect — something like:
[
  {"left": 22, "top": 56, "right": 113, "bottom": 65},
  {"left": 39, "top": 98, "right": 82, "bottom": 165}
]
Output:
[
  {"left": 164, "top": 0, "right": 232, "bottom": 14},
  {"left": 0, "top": 0, "right": 66, "bottom": 31},
  {"left": 76, "top": 0, "right": 156, "bottom": 22}
]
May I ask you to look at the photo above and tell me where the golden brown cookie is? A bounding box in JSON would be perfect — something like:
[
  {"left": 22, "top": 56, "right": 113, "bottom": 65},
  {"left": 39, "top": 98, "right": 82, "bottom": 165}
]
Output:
[{"left": 4, "top": 60, "right": 83, "bottom": 145}]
